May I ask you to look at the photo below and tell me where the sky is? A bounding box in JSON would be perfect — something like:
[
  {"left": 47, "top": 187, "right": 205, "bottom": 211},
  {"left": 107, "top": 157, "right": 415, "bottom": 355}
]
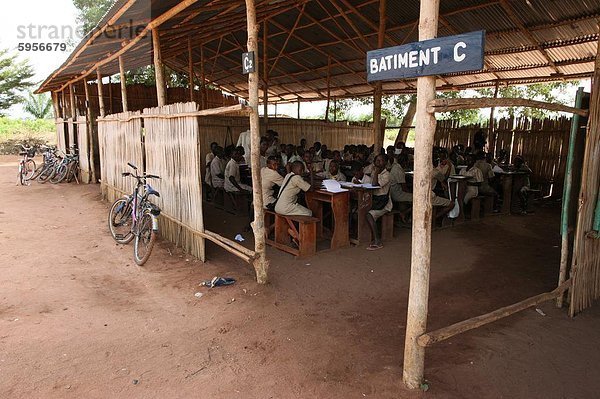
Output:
[{"left": 0, "top": 0, "right": 80, "bottom": 117}]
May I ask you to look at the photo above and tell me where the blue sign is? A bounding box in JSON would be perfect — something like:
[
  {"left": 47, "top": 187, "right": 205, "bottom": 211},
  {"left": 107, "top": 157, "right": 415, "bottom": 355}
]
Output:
[{"left": 367, "top": 31, "right": 485, "bottom": 82}]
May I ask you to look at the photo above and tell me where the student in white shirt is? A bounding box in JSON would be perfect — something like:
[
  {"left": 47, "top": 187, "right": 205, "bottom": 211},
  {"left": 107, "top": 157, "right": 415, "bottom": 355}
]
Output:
[
  {"left": 205, "top": 142, "right": 218, "bottom": 187},
  {"left": 319, "top": 160, "right": 346, "bottom": 182},
  {"left": 275, "top": 161, "right": 312, "bottom": 217},
  {"left": 261, "top": 156, "right": 284, "bottom": 209},
  {"left": 210, "top": 146, "right": 226, "bottom": 188},
  {"left": 367, "top": 154, "right": 393, "bottom": 251},
  {"left": 225, "top": 148, "right": 252, "bottom": 192},
  {"left": 459, "top": 154, "right": 484, "bottom": 204}
]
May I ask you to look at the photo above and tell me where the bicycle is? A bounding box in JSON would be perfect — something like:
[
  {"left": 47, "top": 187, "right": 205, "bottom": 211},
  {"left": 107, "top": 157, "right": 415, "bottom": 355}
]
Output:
[
  {"left": 16, "top": 145, "right": 37, "bottom": 186},
  {"left": 108, "top": 162, "right": 161, "bottom": 266},
  {"left": 50, "top": 146, "right": 80, "bottom": 184},
  {"left": 30, "top": 145, "right": 56, "bottom": 181},
  {"left": 37, "top": 147, "right": 62, "bottom": 184}
]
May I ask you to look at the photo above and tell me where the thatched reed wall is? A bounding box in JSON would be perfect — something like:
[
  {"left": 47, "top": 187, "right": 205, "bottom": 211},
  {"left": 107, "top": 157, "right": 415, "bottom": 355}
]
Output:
[
  {"left": 98, "top": 111, "right": 143, "bottom": 203},
  {"left": 56, "top": 120, "right": 66, "bottom": 153},
  {"left": 71, "top": 82, "right": 240, "bottom": 118},
  {"left": 144, "top": 102, "right": 205, "bottom": 261},
  {"left": 197, "top": 117, "right": 375, "bottom": 181},
  {"left": 435, "top": 116, "right": 572, "bottom": 196}
]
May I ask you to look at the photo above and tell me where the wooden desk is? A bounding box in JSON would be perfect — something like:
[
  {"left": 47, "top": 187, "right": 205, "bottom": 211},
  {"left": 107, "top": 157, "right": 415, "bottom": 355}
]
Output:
[
  {"left": 349, "top": 188, "right": 376, "bottom": 245},
  {"left": 305, "top": 189, "right": 350, "bottom": 250},
  {"left": 496, "top": 171, "right": 528, "bottom": 214}
]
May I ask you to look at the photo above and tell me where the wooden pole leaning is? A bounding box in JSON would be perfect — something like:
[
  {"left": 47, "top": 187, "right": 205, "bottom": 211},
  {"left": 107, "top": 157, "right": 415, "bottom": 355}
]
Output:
[
  {"left": 119, "top": 56, "right": 129, "bottom": 112},
  {"left": 245, "top": 0, "right": 269, "bottom": 285},
  {"left": 402, "top": 0, "right": 440, "bottom": 390},
  {"left": 152, "top": 28, "right": 167, "bottom": 107}
]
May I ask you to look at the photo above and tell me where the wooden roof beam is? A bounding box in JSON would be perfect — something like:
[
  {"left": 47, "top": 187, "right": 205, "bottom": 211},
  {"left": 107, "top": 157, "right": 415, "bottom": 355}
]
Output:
[{"left": 269, "top": 4, "right": 306, "bottom": 75}]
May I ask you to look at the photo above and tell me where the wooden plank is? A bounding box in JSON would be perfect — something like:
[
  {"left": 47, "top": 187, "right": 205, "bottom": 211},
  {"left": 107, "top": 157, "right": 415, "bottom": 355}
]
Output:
[
  {"left": 97, "top": 104, "right": 251, "bottom": 121},
  {"left": 428, "top": 98, "right": 589, "bottom": 117},
  {"left": 119, "top": 56, "right": 129, "bottom": 112}
]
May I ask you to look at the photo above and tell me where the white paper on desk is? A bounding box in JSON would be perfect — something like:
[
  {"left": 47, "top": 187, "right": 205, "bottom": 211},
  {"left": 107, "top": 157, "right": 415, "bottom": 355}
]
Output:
[
  {"left": 361, "top": 183, "right": 380, "bottom": 189},
  {"left": 323, "top": 179, "right": 348, "bottom": 193},
  {"left": 492, "top": 165, "right": 504, "bottom": 173}
]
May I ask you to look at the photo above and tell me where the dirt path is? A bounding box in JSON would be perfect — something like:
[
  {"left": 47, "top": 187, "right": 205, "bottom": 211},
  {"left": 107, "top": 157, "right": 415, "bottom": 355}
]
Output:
[{"left": 1, "top": 155, "right": 599, "bottom": 399}]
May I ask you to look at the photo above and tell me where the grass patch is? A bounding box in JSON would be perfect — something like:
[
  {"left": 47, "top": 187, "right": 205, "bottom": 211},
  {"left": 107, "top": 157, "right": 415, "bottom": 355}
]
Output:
[{"left": 0, "top": 118, "right": 56, "bottom": 154}]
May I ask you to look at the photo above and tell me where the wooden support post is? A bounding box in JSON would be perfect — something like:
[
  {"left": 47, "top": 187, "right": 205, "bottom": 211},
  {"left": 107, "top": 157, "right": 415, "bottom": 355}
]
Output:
[
  {"left": 488, "top": 82, "right": 499, "bottom": 154},
  {"left": 61, "top": 88, "right": 66, "bottom": 118},
  {"left": 200, "top": 44, "right": 206, "bottom": 109},
  {"left": 108, "top": 76, "right": 113, "bottom": 114},
  {"left": 325, "top": 56, "right": 331, "bottom": 122},
  {"left": 152, "top": 28, "right": 167, "bottom": 107},
  {"left": 84, "top": 78, "right": 97, "bottom": 183},
  {"left": 119, "top": 56, "right": 129, "bottom": 112},
  {"left": 188, "top": 37, "right": 195, "bottom": 102},
  {"left": 69, "top": 84, "right": 76, "bottom": 119},
  {"left": 373, "top": 0, "right": 386, "bottom": 154},
  {"left": 263, "top": 19, "right": 269, "bottom": 133},
  {"left": 96, "top": 69, "right": 105, "bottom": 118},
  {"left": 333, "top": 98, "right": 337, "bottom": 122},
  {"left": 51, "top": 91, "right": 60, "bottom": 119},
  {"left": 245, "top": 0, "right": 269, "bottom": 284},
  {"left": 403, "top": 0, "right": 439, "bottom": 390},
  {"left": 297, "top": 98, "right": 301, "bottom": 119}
]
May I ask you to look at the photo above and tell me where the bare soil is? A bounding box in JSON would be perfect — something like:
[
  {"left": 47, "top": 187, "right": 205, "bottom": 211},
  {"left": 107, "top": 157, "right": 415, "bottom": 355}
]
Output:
[{"left": 1, "top": 155, "right": 599, "bottom": 399}]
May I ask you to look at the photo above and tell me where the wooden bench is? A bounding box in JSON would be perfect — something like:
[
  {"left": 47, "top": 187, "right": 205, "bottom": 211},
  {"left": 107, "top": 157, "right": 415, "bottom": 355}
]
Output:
[
  {"left": 481, "top": 195, "right": 494, "bottom": 215},
  {"left": 264, "top": 210, "right": 318, "bottom": 258},
  {"left": 381, "top": 212, "right": 395, "bottom": 240}
]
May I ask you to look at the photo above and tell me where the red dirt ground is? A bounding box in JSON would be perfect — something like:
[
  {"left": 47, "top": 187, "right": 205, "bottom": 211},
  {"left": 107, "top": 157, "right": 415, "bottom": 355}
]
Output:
[{"left": 1, "top": 155, "right": 599, "bottom": 399}]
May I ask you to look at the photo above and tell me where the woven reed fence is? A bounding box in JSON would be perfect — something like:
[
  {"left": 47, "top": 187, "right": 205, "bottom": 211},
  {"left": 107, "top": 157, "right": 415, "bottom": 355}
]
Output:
[
  {"left": 434, "top": 116, "right": 572, "bottom": 197},
  {"left": 98, "top": 111, "right": 143, "bottom": 203},
  {"left": 76, "top": 115, "right": 91, "bottom": 184},
  {"left": 144, "top": 102, "right": 205, "bottom": 261}
]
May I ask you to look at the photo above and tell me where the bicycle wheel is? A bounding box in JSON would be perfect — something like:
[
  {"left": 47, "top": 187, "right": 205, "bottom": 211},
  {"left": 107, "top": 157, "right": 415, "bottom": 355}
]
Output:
[
  {"left": 50, "top": 164, "right": 68, "bottom": 184},
  {"left": 38, "top": 164, "right": 56, "bottom": 184},
  {"left": 30, "top": 163, "right": 46, "bottom": 180},
  {"left": 108, "top": 198, "right": 134, "bottom": 244},
  {"left": 23, "top": 159, "right": 36, "bottom": 181},
  {"left": 134, "top": 213, "right": 156, "bottom": 266}
]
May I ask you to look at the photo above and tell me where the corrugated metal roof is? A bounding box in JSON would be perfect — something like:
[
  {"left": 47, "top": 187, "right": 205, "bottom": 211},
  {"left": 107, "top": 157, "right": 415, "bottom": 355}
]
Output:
[{"left": 37, "top": 0, "right": 600, "bottom": 102}]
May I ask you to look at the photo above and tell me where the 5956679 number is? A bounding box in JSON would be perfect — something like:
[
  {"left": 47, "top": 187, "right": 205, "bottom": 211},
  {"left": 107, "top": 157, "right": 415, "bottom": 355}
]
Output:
[{"left": 17, "top": 43, "right": 67, "bottom": 51}]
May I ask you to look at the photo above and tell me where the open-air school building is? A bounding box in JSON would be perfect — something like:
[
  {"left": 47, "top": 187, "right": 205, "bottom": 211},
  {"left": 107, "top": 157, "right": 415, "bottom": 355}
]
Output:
[{"left": 37, "top": 0, "right": 600, "bottom": 388}]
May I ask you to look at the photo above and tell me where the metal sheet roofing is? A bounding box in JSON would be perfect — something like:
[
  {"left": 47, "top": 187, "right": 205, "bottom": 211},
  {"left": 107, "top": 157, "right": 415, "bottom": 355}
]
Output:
[{"left": 37, "top": 0, "right": 600, "bottom": 102}]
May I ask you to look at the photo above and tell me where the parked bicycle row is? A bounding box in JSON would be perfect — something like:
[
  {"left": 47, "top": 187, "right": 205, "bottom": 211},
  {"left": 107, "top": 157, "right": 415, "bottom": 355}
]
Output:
[{"left": 17, "top": 144, "right": 80, "bottom": 186}]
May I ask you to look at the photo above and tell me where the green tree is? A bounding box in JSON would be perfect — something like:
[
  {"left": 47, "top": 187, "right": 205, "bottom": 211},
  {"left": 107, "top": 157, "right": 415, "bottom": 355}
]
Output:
[
  {"left": 24, "top": 92, "right": 53, "bottom": 119},
  {"left": 0, "top": 48, "right": 35, "bottom": 115},
  {"left": 72, "top": 0, "right": 115, "bottom": 34}
]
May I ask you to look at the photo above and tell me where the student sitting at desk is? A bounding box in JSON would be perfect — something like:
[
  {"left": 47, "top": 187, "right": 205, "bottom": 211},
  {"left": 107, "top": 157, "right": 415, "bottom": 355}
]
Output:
[
  {"left": 460, "top": 154, "right": 484, "bottom": 204},
  {"left": 225, "top": 147, "right": 252, "bottom": 193},
  {"left": 351, "top": 162, "right": 372, "bottom": 184},
  {"left": 366, "top": 154, "right": 393, "bottom": 251},
  {"left": 319, "top": 160, "right": 346, "bottom": 182},
  {"left": 275, "top": 161, "right": 313, "bottom": 217},
  {"left": 262, "top": 156, "right": 284, "bottom": 210},
  {"left": 475, "top": 151, "right": 499, "bottom": 207},
  {"left": 514, "top": 155, "right": 534, "bottom": 215},
  {"left": 390, "top": 153, "right": 413, "bottom": 203},
  {"left": 210, "top": 146, "right": 226, "bottom": 189}
]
